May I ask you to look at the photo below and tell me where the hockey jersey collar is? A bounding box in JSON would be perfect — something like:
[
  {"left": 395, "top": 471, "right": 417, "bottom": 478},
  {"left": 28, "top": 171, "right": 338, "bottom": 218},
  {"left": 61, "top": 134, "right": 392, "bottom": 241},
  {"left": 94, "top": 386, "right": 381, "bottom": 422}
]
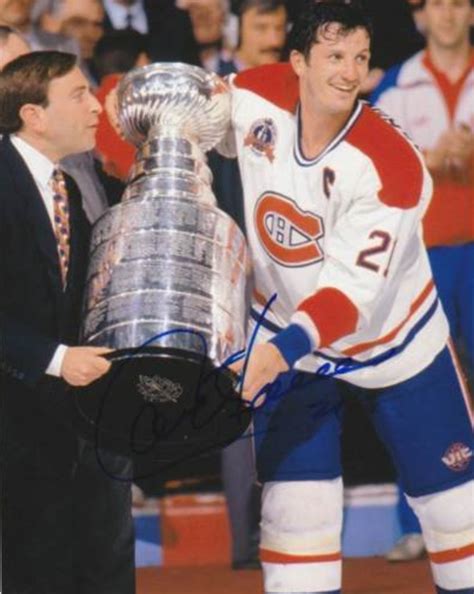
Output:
[{"left": 294, "top": 99, "right": 364, "bottom": 167}]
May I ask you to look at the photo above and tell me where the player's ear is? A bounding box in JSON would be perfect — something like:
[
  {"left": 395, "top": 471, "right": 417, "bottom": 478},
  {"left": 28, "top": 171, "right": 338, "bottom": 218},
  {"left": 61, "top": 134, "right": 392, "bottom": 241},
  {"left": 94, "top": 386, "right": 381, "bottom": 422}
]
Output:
[{"left": 290, "top": 50, "right": 306, "bottom": 76}]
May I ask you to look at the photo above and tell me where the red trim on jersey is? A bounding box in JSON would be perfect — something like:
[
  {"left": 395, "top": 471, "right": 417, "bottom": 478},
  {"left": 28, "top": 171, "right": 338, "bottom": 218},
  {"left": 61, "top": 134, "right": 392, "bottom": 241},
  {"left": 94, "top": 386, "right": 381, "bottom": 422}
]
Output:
[
  {"left": 343, "top": 280, "right": 434, "bottom": 357},
  {"left": 234, "top": 63, "right": 299, "bottom": 114},
  {"left": 260, "top": 548, "right": 342, "bottom": 564},
  {"left": 423, "top": 50, "right": 474, "bottom": 121},
  {"left": 429, "top": 542, "right": 474, "bottom": 564},
  {"left": 298, "top": 288, "right": 358, "bottom": 348},
  {"left": 447, "top": 338, "right": 474, "bottom": 427},
  {"left": 346, "top": 106, "right": 424, "bottom": 209}
]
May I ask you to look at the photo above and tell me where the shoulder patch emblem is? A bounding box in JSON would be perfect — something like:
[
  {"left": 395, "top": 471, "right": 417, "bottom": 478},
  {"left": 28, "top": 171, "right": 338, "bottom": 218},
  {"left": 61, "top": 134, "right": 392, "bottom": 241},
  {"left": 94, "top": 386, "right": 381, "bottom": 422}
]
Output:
[{"left": 244, "top": 118, "right": 277, "bottom": 162}]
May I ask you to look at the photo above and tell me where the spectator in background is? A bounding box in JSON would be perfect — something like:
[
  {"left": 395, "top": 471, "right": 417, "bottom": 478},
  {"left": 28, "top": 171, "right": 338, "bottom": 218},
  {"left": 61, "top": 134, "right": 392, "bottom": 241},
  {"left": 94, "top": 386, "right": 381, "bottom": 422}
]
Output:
[
  {"left": 93, "top": 29, "right": 150, "bottom": 180},
  {"left": 179, "top": 0, "right": 231, "bottom": 71},
  {"left": 373, "top": 0, "right": 474, "bottom": 562},
  {"left": 0, "top": 23, "right": 29, "bottom": 65},
  {"left": 230, "top": 0, "right": 287, "bottom": 71},
  {"left": 102, "top": 0, "right": 149, "bottom": 33},
  {"left": 58, "top": 0, "right": 105, "bottom": 82},
  {"left": 0, "top": 0, "right": 78, "bottom": 52}
]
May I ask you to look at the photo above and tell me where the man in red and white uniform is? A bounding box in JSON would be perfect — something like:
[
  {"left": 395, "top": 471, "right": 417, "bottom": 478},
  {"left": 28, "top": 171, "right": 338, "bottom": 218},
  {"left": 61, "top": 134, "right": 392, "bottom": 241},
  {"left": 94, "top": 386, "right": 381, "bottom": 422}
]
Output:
[
  {"left": 373, "top": 0, "right": 474, "bottom": 377},
  {"left": 372, "top": 0, "right": 473, "bottom": 564},
  {"left": 220, "top": 1, "right": 474, "bottom": 593}
]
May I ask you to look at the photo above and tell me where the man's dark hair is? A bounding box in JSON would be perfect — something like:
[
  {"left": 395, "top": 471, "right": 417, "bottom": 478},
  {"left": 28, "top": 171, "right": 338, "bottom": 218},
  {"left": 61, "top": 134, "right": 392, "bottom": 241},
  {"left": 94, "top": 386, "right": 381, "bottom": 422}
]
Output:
[
  {"left": 92, "top": 30, "right": 150, "bottom": 82},
  {"left": 288, "top": 0, "right": 373, "bottom": 59},
  {"left": 0, "top": 50, "right": 77, "bottom": 134},
  {"left": 238, "top": 0, "right": 286, "bottom": 17}
]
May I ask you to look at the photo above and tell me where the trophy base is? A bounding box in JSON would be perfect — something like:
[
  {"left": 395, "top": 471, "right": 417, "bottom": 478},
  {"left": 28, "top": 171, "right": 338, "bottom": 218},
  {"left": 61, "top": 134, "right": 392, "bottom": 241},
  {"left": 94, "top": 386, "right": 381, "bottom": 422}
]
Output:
[{"left": 74, "top": 347, "right": 252, "bottom": 473}]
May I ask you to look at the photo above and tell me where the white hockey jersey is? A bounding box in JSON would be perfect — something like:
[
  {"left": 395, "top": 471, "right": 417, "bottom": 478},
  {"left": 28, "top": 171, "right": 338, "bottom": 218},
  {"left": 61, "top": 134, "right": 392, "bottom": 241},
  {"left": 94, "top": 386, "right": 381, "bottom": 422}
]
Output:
[{"left": 218, "top": 63, "right": 449, "bottom": 388}]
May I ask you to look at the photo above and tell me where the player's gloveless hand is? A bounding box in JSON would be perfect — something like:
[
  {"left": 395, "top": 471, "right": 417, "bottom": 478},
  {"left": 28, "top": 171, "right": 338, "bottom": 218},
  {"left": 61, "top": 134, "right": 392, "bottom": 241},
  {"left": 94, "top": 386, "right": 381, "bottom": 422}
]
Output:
[
  {"left": 229, "top": 342, "right": 289, "bottom": 406},
  {"left": 61, "top": 346, "right": 112, "bottom": 386}
]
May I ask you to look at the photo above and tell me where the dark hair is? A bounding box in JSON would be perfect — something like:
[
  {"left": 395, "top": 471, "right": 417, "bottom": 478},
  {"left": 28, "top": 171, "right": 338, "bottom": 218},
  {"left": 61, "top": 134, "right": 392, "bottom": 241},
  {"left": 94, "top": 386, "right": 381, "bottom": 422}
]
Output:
[
  {"left": 92, "top": 30, "right": 149, "bottom": 82},
  {"left": 288, "top": 0, "right": 373, "bottom": 59},
  {"left": 0, "top": 50, "right": 77, "bottom": 134},
  {"left": 238, "top": 0, "right": 286, "bottom": 17}
]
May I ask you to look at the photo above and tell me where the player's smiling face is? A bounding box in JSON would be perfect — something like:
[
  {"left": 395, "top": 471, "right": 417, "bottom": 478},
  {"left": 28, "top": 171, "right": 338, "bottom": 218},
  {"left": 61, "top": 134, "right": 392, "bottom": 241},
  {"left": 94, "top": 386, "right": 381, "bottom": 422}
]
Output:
[{"left": 291, "top": 24, "right": 370, "bottom": 118}]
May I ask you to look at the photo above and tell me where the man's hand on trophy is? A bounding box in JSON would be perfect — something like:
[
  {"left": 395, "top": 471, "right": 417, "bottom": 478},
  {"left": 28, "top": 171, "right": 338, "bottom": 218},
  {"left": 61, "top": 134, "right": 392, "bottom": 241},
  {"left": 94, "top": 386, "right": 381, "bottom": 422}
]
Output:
[
  {"left": 61, "top": 346, "right": 113, "bottom": 387},
  {"left": 229, "top": 342, "right": 288, "bottom": 407}
]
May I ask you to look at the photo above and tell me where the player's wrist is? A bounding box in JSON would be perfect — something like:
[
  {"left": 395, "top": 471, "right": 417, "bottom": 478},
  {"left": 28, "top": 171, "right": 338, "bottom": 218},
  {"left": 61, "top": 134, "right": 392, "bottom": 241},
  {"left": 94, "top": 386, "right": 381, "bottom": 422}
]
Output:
[{"left": 269, "top": 324, "right": 312, "bottom": 368}]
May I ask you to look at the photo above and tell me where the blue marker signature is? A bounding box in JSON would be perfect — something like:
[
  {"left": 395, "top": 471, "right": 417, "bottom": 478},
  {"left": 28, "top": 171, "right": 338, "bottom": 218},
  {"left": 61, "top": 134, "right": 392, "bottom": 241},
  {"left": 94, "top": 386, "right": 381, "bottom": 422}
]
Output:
[{"left": 92, "top": 293, "right": 396, "bottom": 481}]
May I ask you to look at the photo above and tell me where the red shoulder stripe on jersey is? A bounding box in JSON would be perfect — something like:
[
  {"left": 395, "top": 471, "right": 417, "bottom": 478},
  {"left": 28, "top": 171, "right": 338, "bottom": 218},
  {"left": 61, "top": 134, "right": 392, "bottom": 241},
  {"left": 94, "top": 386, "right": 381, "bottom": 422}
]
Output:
[
  {"left": 260, "top": 548, "right": 342, "bottom": 564},
  {"left": 342, "top": 280, "right": 434, "bottom": 357},
  {"left": 346, "top": 106, "right": 424, "bottom": 209},
  {"left": 234, "top": 63, "right": 299, "bottom": 114},
  {"left": 298, "top": 288, "right": 358, "bottom": 347}
]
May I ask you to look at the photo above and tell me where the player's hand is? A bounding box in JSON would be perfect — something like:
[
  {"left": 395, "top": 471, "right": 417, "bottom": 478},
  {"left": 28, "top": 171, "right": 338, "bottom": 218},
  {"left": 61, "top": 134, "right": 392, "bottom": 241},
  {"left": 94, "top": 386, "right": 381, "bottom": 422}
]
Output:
[
  {"left": 61, "top": 346, "right": 112, "bottom": 387},
  {"left": 229, "top": 342, "right": 289, "bottom": 406},
  {"left": 445, "top": 124, "right": 474, "bottom": 167}
]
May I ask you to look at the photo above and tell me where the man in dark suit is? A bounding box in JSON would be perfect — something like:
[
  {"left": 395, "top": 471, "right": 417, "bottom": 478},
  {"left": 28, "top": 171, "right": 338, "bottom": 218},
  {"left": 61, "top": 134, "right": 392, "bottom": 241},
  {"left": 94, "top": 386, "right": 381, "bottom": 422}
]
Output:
[
  {"left": 102, "top": 0, "right": 200, "bottom": 63},
  {"left": 0, "top": 51, "right": 135, "bottom": 594}
]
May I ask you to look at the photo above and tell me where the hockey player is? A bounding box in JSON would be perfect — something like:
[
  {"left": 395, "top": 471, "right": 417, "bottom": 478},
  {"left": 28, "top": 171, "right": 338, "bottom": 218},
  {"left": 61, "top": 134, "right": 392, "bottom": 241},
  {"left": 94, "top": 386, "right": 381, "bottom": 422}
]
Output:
[{"left": 221, "top": 1, "right": 474, "bottom": 593}]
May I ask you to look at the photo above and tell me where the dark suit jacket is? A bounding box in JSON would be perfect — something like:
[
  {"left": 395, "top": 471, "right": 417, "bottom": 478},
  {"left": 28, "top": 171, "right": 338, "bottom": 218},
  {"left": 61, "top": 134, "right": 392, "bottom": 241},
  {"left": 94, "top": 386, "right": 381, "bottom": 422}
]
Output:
[
  {"left": 0, "top": 134, "right": 91, "bottom": 475},
  {"left": 102, "top": 0, "right": 200, "bottom": 64}
]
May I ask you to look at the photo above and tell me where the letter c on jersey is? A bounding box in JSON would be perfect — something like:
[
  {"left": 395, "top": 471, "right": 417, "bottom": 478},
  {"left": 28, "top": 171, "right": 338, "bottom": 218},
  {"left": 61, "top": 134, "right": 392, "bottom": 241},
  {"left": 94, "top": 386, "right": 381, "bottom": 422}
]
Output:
[{"left": 254, "top": 192, "right": 324, "bottom": 267}]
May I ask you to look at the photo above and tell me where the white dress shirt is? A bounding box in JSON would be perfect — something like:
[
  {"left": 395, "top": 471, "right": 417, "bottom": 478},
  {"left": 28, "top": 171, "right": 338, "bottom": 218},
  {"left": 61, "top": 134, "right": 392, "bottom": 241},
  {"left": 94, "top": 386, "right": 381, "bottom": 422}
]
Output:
[
  {"left": 103, "top": 0, "right": 149, "bottom": 34},
  {"left": 11, "top": 135, "right": 68, "bottom": 377}
]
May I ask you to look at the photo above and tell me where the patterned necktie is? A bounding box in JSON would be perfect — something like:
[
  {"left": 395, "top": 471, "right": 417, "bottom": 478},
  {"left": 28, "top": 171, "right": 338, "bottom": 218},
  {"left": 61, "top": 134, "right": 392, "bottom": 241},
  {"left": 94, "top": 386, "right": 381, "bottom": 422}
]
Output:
[{"left": 50, "top": 168, "right": 70, "bottom": 288}]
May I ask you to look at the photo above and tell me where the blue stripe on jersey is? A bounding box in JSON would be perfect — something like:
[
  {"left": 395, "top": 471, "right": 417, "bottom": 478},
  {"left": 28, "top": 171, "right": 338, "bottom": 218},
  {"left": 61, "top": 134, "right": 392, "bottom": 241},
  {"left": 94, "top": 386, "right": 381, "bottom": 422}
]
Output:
[
  {"left": 250, "top": 297, "right": 439, "bottom": 373},
  {"left": 370, "top": 62, "right": 403, "bottom": 105},
  {"left": 436, "top": 586, "right": 474, "bottom": 594}
]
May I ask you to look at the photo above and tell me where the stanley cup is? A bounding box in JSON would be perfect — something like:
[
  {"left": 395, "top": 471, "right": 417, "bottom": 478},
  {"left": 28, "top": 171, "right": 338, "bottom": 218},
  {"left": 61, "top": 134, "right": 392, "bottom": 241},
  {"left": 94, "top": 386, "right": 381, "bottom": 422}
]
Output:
[{"left": 77, "top": 64, "right": 251, "bottom": 460}]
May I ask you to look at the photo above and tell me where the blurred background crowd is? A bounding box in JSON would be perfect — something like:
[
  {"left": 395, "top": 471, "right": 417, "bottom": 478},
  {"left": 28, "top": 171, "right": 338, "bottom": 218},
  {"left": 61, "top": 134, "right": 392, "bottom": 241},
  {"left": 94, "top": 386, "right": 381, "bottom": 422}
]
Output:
[{"left": 0, "top": 0, "right": 446, "bottom": 180}]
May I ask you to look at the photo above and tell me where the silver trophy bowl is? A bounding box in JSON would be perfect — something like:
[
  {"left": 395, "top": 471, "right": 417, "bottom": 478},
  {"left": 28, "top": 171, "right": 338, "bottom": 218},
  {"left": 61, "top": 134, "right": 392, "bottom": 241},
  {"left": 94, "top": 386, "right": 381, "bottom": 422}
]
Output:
[{"left": 77, "top": 63, "right": 251, "bottom": 463}]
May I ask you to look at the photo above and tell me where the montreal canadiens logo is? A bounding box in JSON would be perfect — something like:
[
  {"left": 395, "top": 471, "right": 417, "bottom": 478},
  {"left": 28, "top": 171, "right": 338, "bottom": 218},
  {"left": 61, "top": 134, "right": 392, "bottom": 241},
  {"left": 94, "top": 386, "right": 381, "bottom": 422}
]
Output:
[
  {"left": 441, "top": 442, "right": 473, "bottom": 472},
  {"left": 244, "top": 118, "right": 277, "bottom": 162},
  {"left": 254, "top": 192, "right": 324, "bottom": 267}
]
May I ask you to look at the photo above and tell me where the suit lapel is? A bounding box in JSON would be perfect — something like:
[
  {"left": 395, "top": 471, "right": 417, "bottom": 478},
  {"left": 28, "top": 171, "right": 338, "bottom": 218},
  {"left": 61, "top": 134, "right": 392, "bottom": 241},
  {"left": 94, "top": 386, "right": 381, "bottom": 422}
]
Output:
[{"left": 2, "top": 136, "right": 63, "bottom": 295}]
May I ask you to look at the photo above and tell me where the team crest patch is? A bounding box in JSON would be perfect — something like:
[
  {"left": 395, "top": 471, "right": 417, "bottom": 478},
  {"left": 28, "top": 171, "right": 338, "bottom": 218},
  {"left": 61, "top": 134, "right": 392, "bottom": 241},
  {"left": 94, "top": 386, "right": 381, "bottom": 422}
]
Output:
[
  {"left": 254, "top": 192, "right": 324, "bottom": 267},
  {"left": 244, "top": 118, "right": 277, "bottom": 162},
  {"left": 441, "top": 442, "right": 473, "bottom": 472}
]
